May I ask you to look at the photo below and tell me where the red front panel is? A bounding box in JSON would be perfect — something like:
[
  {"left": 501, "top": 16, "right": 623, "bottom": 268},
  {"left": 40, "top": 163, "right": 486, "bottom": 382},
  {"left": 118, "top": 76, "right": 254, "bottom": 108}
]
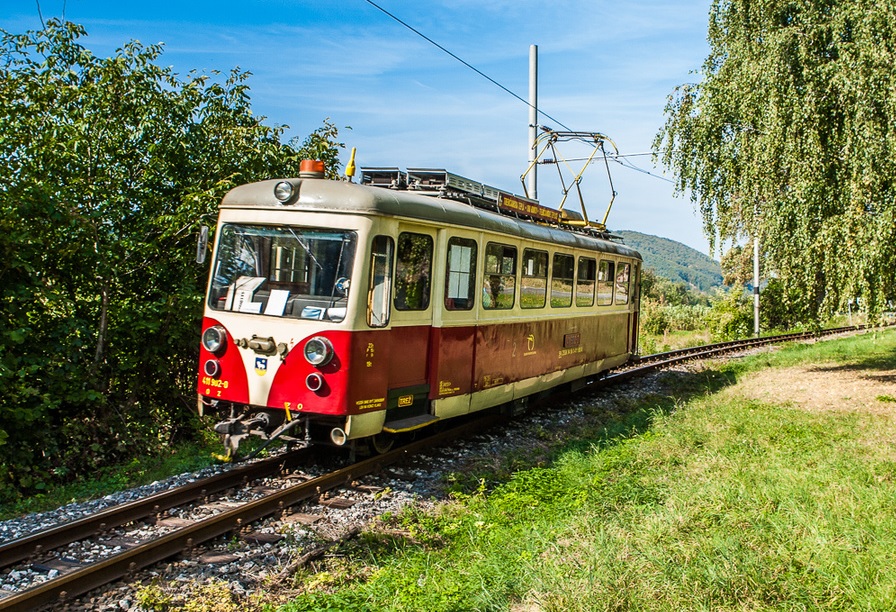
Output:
[
  {"left": 267, "top": 331, "right": 352, "bottom": 416},
  {"left": 197, "top": 320, "right": 393, "bottom": 418},
  {"left": 197, "top": 317, "right": 250, "bottom": 404},
  {"left": 268, "top": 330, "right": 393, "bottom": 417}
]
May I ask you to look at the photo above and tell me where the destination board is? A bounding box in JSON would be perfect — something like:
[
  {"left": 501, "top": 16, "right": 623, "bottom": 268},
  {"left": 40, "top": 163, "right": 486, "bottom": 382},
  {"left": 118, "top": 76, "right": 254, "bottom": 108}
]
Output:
[{"left": 498, "top": 193, "right": 561, "bottom": 223}]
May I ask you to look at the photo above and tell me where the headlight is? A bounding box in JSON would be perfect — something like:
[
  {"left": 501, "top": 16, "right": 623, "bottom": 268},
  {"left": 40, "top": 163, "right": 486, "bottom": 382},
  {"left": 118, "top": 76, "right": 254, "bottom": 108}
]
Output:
[
  {"left": 274, "top": 181, "right": 295, "bottom": 203},
  {"left": 304, "top": 337, "right": 334, "bottom": 366},
  {"left": 202, "top": 325, "right": 227, "bottom": 353}
]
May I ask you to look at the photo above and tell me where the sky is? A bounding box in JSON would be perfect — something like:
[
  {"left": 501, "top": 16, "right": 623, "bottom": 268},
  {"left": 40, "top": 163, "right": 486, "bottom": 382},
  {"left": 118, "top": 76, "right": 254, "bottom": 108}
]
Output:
[{"left": 2, "top": 0, "right": 714, "bottom": 254}]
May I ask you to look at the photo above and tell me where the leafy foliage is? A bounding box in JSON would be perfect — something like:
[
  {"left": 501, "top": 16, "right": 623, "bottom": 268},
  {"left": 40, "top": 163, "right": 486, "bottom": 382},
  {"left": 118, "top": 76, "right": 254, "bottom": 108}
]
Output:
[
  {"left": 655, "top": 0, "right": 896, "bottom": 320},
  {"left": 0, "top": 20, "right": 343, "bottom": 499},
  {"left": 638, "top": 268, "right": 711, "bottom": 339},
  {"left": 720, "top": 242, "right": 758, "bottom": 288},
  {"left": 704, "top": 288, "right": 755, "bottom": 341},
  {"left": 640, "top": 268, "right": 710, "bottom": 307}
]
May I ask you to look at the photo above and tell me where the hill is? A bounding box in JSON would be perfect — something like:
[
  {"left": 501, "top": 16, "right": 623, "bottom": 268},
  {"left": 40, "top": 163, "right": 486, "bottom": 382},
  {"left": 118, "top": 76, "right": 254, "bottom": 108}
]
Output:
[{"left": 616, "top": 230, "right": 722, "bottom": 292}]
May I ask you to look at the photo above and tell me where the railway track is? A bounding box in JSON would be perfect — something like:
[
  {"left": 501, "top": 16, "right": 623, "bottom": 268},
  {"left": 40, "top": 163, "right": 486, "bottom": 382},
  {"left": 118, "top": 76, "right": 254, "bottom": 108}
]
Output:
[
  {"left": 603, "top": 325, "right": 870, "bottom": 384},
  {"left": 0, "top": 414, "right": 505, "bottom": 611},
  {"left": 0, "top": 325, "right": 877, "bottom": 611}
]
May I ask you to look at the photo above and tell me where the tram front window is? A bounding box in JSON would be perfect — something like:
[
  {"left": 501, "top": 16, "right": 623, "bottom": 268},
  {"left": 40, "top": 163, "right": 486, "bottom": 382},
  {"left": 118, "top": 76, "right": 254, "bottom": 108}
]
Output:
[{"left": 208, "top": 224, "right": 357, "bottom": 321}]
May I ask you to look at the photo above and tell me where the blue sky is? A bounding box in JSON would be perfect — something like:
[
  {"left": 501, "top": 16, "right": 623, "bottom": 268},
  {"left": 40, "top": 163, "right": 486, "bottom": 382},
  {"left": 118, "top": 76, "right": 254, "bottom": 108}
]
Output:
[{"left": 3, "top": 1, "right": 714, "bottom": 254}]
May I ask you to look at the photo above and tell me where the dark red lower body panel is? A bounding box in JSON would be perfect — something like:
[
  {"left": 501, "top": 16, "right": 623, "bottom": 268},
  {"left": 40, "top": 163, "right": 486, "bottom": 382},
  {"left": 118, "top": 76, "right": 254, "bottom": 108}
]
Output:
[{"left": 199, "top": 312, "right": 634, "bottom": 419}]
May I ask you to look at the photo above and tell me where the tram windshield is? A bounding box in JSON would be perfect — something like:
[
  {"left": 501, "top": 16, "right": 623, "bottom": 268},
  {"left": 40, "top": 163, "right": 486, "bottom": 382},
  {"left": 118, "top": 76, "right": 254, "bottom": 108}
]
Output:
[{"left": 208, "top": 224, "right": 357, "bottom": 322}]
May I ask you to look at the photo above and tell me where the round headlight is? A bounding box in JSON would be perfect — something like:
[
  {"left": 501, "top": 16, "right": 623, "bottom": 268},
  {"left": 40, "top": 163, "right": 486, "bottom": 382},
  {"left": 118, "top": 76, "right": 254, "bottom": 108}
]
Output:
[
  {"left": 274, "top": 181, "right": 295, "bottom": 203},
  {"left": 304, "top": 336, "right": 334, "bottom": 366},
  {"left": 202, "top": 325, "right": 227, "bottom": 353}
]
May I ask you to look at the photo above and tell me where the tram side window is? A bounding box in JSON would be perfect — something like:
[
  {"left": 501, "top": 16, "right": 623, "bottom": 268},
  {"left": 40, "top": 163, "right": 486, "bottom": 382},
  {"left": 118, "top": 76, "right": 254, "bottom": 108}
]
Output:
[
  {"left": 631, "top": 263, "right": 641, "bottom": 304},
  {"left": 521, "top": 249, "right": 548, "bottom": 309},
  {"left": 597, "top": 259, "right": 615, "bottom": 306},
  {"left": 367, "top": 236, "right": 393, "bottom": 327},
  {"left": 483, "top": 242, "right": 517, "bottom": 310},
  {"left": 395, "top": 232, "right": 433, "bottom": 311},
  {"left": 616, "top": 262, "right": 631, "bottom": 305},
  {"left": 445, "top": 237, "right": 477, "bottom": 310},
  {"left": 551, "top": 253, "right": 574, "bottom": 307},
  {"left": 576, "top": 257, "right": 596, "bottom": 307}
]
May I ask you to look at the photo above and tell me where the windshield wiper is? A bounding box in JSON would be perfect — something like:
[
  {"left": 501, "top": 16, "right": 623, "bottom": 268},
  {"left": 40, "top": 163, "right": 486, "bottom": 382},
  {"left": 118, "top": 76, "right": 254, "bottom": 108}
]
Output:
[
  {"left": 287, "top": 228, "right": 324, "bottom": 273},
  {"left": 327, "top": 236, "right": 351, "bottom": 311}
]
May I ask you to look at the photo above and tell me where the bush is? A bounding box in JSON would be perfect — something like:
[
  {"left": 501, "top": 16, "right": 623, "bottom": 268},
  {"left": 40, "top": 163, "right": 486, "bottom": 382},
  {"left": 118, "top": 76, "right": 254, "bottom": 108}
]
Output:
[
  {"left": 0, "top": 21, "right": 343, "bottom": 500},
  {"left": 706, "top": 289, "right": 754, "bottom": 341},
  {"left": 641, "top": 298, "right": 712, "bottom": 336}
]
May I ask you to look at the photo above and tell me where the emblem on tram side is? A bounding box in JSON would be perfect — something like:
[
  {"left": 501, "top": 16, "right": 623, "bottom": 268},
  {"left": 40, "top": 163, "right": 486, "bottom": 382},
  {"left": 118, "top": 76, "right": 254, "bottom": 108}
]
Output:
[
  {"left": 255, "top": 357, "right": 268, "bottom": 375},
  {"left": 523, "top": 334, "right": 537, "bottom": 356}
]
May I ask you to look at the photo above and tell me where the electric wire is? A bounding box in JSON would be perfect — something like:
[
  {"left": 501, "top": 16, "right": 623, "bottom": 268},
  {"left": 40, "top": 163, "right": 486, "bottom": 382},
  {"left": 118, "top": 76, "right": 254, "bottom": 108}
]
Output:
[
  {"left": 363, "top": 0, "right": 574, "bottom": 132},
  {"left": 610, "top": 157, "right": 676, "bottom": 184},
  {"left": 364, "top": 0, "right": 672, "bottom": 185}
]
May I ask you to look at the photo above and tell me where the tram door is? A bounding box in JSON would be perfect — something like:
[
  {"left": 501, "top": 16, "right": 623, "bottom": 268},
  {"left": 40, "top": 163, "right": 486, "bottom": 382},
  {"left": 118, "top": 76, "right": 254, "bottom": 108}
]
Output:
[{"left": 386, "top": 229, "right": 437, "bottom": 407}]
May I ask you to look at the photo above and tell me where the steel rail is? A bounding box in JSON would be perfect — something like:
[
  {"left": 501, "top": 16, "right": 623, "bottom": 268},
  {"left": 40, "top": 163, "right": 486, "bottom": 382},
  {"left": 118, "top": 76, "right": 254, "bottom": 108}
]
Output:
[
  {"left": 635, "top": 326, "right": 863, "bottom": 366},
  {"left": 0, "top": 414, "right": 505, "bottom": 612},
  {"left": 0, "top": 450, "right": 310, "bottom": 570},
  {"left": 604, "top": 326, "right": 869, "bottom": 384}
]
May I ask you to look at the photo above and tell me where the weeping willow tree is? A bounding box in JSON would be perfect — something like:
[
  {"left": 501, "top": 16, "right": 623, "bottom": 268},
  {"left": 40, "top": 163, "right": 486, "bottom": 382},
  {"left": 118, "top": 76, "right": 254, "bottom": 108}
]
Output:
[{"left": 655, "top": 0, "right": 896, "bottom": 321}]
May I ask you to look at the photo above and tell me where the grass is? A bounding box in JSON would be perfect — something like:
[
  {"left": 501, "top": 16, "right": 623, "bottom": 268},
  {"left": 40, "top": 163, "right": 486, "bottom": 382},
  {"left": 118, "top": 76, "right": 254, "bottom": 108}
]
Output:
[
  {"left": 639, "top": 328, "right": 713, "bottom": 354},
  {"left": 279, "top": 328, "right": 896, "bottom": 611}
]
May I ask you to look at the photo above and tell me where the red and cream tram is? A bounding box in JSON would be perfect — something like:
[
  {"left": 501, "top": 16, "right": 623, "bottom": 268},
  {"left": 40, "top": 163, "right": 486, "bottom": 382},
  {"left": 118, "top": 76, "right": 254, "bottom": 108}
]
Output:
[{"left": 197, "top": 161, "right": 641, "bottom": 457}]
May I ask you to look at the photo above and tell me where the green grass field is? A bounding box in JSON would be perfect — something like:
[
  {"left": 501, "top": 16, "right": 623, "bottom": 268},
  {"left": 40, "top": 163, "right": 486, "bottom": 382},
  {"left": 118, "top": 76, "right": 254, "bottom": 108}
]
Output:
[{"left": 280, "top": 328, "right": 896, "bottom": 611}]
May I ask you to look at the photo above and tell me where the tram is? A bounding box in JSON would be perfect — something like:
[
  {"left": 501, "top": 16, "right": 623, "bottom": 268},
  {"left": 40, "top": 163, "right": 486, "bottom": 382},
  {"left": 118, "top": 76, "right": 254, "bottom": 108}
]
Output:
[{"left": 197, "top": 160, "right": 641, "bottom": 457}]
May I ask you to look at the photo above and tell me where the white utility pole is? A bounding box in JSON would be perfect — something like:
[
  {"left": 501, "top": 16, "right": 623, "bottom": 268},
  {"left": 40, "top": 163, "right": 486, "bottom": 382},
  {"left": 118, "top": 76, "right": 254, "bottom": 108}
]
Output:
[
  {"left": 753, "top": 225, "right": 760, "bottom": 337},
  {"left": 528, "top": 44, "right": 538, "bottom": 199}
]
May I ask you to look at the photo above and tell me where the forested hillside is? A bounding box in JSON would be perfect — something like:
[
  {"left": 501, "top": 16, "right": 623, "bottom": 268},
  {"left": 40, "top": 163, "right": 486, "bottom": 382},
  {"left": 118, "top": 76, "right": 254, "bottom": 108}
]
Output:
[{"left": 616, "top": 230, "right": 722, "bottom": 292}]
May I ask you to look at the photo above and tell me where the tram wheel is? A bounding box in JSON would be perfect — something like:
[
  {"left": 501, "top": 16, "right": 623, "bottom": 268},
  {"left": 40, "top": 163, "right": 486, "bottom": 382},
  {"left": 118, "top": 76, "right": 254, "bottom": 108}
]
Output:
[{"left": 369, "top": 432, "right": 396, "bottom": 454}]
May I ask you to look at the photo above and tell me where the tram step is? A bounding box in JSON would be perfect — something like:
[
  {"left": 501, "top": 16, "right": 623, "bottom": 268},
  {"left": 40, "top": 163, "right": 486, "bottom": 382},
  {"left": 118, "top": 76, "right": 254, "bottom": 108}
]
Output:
[{"left": 382, "top": 414, "right": 440, "bottom": 434}]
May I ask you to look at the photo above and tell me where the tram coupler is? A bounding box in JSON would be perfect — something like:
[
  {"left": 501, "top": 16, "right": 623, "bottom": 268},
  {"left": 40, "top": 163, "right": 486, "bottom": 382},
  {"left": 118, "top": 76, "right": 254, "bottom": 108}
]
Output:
[
  {"left": 213, "top": 411, "right": 272, "bottom": 461},
  {"left": 245, "top": 418, "right": 310, "bottom": 459},
  {"left": 213, "top": 413, "right": 270, "bottom": 436}
]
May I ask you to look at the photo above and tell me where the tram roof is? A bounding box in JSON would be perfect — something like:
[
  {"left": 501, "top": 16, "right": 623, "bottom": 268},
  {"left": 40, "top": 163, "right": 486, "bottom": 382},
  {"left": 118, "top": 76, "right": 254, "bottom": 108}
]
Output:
[{"left": 220, "top": 177, "right": 642, "bottom": 260}]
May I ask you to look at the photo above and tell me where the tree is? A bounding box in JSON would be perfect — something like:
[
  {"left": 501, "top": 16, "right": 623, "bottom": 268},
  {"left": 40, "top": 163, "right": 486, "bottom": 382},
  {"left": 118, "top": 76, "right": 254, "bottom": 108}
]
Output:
[
  {"left": 290, "top": 119, "right": 348, "bottom": 180},
  {"left": 0, "top": 20, "right": 345, "bottom": 497},
  {"left": 640, "top": 268, "right": 708, "bottom": 307},
  {"left": 655, "top": 0, "right": 896, "bottom": 321},
  {"left": 719, "top": 244, "right": 756, "bottom": 288}
]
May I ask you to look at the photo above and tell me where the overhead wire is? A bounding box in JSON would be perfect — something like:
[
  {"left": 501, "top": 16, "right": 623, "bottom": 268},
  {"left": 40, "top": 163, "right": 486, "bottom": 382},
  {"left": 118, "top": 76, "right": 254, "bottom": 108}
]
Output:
[
  {"left": 363, "top": 0, "right": 669, "bottom": 184},
  {"left": 363, "top": 0, "right": 574, "bottom": 133},
  {"left": 547, "top": 152, "right": 675, "bottom": 184},
  {"left": 610, "top": 157, "right": 676, "bottom": 184}
]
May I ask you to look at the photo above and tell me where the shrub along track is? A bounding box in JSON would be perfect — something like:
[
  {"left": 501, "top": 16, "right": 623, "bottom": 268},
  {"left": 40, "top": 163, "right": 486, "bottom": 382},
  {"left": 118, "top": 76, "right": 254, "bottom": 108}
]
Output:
[{"left": 0, "top": 325, "right": 878, "bottom": 611}]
